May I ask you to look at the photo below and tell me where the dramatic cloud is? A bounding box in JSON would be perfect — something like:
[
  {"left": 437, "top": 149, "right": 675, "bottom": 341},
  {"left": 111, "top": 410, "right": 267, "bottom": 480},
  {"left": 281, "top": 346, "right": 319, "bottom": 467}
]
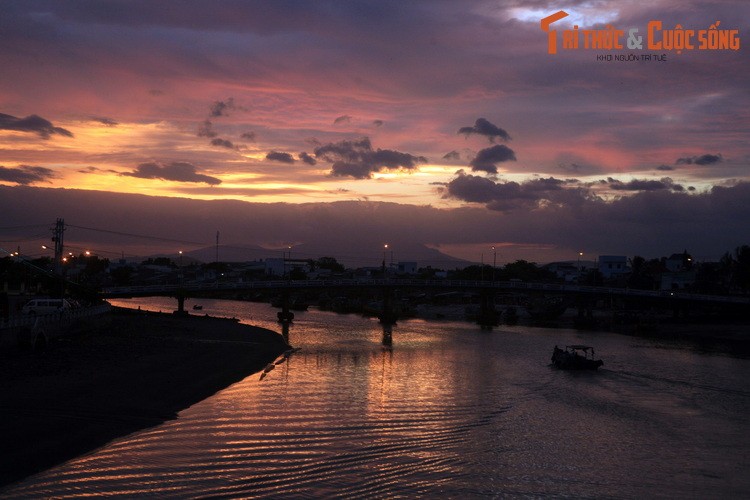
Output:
[
  {"left": 210, "top": 138, "right": 236, "bottom": 149},
  {"left": 458, "top": 118, "right": 511, "bottom": 142},
  {"left": 266, "top": 151, "right": 295, "bottom": 163},
  {"left": 656, "top": 165, "right": 675, "bottom": 171},
  {"left": 209, "top": 98, "right": 236, "bottom": 118},
  {"left": 0, "top": 165, "right": 55, "bottom": 185},
  {"left": 372, "top": 120, "right": 384, "bottom": 127},
  {"left": 443, "top": 150, "right": 460, "bottom": 161},
  {"left": 443, "top": 171, "right": 571, "bottom": 211},
  {"left": 469, "top": 145, "right": 516, "bottom": 174},
  {"left": 676, "top": 154, "right": 723, "bottom": 165},
  {"left": 314, "top": 137, "right": 427, "bottom": 179},
  {"left": 333, "top": 115, "right": 352, "bottom": 125},
  {"left": 240, "top": 131, "right": 256, "bottom": 141},
  {"left": 299, "top": 152, "right": 317, "bottom": 165},
  {"left": 122, "top": 162, "right": 221, "bottom": 185},
  {"left": 197, "top": 120, "right": 217, "bottom": 138},
  {"left": 607, "top": 177, "right": 683, "bottom": 192},
  {"left": 0, "top": 112, "right": 73, "bottom": 139}
]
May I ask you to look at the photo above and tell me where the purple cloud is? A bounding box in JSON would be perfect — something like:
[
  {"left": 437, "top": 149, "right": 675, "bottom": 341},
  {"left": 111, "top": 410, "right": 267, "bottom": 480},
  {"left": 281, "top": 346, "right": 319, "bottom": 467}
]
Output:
[
  {"left": 0, "top": 165, "right": 56, "bottom": 185},
  {"left": 266, "top": 151, "right": 296, "bottom": 163},
  {"left": 469, "top": 145, "right": 516, "bottom": 174},
  {"left": 0, "top": 112, "right": 73, "bottom": 139},
  {"left": 122, "top": 161, "right": 221, "bottom": 185},
  {"left": 315, "top": 137, "right": 427, "bottom": 179},
  {"left": 458, "top": 118, "right": 511, "bottom": 142}
]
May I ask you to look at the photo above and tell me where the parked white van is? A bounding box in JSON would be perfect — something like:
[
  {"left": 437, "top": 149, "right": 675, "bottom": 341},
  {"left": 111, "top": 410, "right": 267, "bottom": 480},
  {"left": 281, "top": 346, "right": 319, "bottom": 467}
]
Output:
[{"left": 22, "top": 298, "right": 72, "bottom": 315}]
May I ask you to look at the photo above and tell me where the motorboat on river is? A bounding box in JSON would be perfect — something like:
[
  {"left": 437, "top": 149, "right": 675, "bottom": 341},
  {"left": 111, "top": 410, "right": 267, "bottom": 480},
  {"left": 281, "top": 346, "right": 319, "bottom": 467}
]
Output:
[{"left": 551, "top": 345, "right": 603, "bottom": 370}]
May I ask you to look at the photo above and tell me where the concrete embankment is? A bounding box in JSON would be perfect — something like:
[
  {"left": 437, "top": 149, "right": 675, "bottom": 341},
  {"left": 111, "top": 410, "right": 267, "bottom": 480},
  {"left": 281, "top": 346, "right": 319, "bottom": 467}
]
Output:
[{"left": 0, "top": 307, "right": 289, "bottom": 488}]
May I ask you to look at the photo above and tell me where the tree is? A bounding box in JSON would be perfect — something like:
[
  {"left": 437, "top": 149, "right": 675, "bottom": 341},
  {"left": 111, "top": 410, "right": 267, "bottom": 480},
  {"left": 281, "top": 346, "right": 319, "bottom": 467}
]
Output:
[{"left": 315, "top": 256, "right": 345, "bottom": 273}]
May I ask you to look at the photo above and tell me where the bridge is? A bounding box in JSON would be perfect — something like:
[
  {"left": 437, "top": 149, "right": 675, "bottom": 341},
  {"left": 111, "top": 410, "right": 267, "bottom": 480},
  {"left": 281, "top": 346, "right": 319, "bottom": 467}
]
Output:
[
  {"left": 101, "top": 278, "right": 750, "bottom": 326},
  {"left": 101, "top": 277, "right": 750, "bottom": 303}
]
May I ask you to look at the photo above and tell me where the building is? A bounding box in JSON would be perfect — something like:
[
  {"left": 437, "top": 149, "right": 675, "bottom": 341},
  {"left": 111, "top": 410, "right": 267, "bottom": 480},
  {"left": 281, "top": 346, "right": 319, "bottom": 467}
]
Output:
[
  {"left": 396, "top": 262, "right": 418, "bottom": 275},
  {"left": 598, "top": 255, "right": 629, "bottom": 279}
]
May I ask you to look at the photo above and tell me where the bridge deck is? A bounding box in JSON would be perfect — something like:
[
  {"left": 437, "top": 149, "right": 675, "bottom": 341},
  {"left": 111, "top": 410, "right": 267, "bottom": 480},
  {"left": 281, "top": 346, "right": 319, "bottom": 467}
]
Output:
[{"left": 101, "top": 279, "right": 750, "bottom": 305}]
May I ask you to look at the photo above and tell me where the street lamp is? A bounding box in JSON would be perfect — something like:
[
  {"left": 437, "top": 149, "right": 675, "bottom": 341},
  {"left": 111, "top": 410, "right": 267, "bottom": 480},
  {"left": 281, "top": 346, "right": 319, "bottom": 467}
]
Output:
[
  {"left": 383, "top": 244, "right": 388, "bottom": 277},
  {"left": 492, "top": 246, "right": 497, "bottom": 282}
]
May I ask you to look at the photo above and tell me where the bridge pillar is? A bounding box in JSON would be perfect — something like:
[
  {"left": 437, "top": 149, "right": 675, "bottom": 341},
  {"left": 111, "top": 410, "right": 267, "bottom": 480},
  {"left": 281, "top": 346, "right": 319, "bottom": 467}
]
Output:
[
  {"left": 175, "top": 292, "right": 188, "bottom": 315},
  {"left": 277, "top": 290, "right": 294, "bottom": 323},
  {"left": 378, "top": 286, "right": 397, "bottom": 325},
  {"left": 381, "top": 323, "right": 393, "bottom": 348},
  {"left": 478, "top": 290, "right": 498, "bottom": 329}
]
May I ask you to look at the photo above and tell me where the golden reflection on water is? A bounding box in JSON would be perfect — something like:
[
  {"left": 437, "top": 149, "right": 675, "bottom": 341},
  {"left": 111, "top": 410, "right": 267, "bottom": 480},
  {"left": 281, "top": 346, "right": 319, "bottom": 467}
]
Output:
[{"left": 3, "top": 298, "right": 748, "bottom": 498}]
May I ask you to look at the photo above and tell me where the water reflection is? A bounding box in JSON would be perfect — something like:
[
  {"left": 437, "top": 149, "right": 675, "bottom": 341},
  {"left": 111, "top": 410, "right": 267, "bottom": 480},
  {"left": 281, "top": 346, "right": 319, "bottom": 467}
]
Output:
[
  {"left": 3, "top": 298, "right": 748, "bottom": 498},
  {"left": 381, "top": 323, "right": 393, "bottom": 349}
]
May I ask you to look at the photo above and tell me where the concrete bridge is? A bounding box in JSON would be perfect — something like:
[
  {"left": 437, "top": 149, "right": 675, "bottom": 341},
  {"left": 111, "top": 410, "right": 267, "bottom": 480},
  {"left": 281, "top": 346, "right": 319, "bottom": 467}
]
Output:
[{"left": 101, "top": 278, "right": 750, "bottom": 325}]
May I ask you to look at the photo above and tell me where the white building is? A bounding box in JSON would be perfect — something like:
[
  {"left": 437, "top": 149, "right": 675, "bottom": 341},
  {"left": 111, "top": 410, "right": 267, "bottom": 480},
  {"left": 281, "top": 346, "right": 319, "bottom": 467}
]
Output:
[
  {"left": 598, "top": 255, "right": 629, "bottom": 279},
  {"left": 396, "top": 262, "right": 418, "bottom": 275}
]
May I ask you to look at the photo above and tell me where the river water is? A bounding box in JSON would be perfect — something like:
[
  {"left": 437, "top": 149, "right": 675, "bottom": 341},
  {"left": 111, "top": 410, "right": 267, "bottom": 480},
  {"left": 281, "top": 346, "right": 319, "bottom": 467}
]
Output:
[{"left": 3, "top": 297, "right": 749, "bottom": 498}]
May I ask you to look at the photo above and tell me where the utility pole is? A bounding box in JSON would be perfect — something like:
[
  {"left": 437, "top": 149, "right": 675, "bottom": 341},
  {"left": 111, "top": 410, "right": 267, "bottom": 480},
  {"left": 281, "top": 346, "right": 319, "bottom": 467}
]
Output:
[
  {"left": 51, "top": 218, "right": 65, "bottom": 275},
  {"left": 51, "top": 218, "right": 66, "bottom": 297}
]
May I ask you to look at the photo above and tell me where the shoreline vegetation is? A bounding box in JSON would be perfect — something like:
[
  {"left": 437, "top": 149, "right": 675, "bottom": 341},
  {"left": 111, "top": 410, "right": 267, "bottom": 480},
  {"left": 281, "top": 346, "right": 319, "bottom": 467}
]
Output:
[{"left": 0, "top": 307, "right": 289, "bottom": 489}]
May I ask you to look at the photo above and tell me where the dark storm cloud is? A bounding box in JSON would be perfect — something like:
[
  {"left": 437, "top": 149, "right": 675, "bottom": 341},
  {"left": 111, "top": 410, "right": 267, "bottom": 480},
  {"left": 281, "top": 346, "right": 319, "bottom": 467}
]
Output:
[
  {"left": 210, "top": 138, "right": 236, "bottom": 149},
  {"left": 266, "top": 151, "right": 295, "bottom": 164},
  {"left": 443, "top": 150, "right": 460, "bottom": 161},
  {"left": 0, "top": 165, "right": 55, "bottom": 185},
  {"left": 241, "top": 131, "right": 256, "bottom": 141},
  {"left": 198, "top": 120, "right": 217, "bottom": 138},
  {"left": 607, "top": 177, "right": 683, "bottom": 192},
  {"left": 333, "top": 115, "right": 352, "bottom": 125},
  {"left": 458, "top": 118, "right": 511, "bottom": 142},
  {"left": 122, "top": 161, "right": 221, "bottom": 185},
  {"left": 676, "top": 154, "right": 723, "bottom": 165},
  {"left": 299, "top": 152, "right": 317, "bottom": 165},
  {"left": 209, "top": 98, "right": 236, "bottom": 118},
  {"left": 443, "top": 171, "right": 571, "bottom": 211},
  {"left": 469, "top": 144, "right": 516, "bottom": 174},
  {"left": 0, "top": 112, "right": 73, "bottom": 139},
  {"left": 314, "top": 137, "right": 427, "bottom": 179}
]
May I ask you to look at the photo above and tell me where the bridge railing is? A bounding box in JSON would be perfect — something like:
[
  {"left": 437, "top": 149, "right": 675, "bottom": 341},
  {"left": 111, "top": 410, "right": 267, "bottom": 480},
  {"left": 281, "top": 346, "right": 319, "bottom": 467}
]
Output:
[{"left": 100, "top": 279, "right": 750, "bottom": 305}]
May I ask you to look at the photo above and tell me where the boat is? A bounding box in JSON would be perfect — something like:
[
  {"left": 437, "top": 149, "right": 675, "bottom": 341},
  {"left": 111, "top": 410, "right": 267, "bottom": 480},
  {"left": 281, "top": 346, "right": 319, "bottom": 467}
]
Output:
[{"left": 551, "top": 345, "right": 603, "bottom": 370}]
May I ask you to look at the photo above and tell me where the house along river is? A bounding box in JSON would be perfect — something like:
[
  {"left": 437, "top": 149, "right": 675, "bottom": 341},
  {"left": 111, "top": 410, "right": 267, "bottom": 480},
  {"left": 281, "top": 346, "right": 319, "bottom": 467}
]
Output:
[{"left": 3, "top": 297, "right": 748, "bottom": 498}]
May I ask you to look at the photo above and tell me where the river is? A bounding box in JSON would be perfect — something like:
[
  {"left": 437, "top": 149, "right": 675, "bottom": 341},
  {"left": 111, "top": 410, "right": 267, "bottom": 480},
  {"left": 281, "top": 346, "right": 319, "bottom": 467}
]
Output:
[{"left": 3, "top": 297, "right": 748, "bottom": 498}]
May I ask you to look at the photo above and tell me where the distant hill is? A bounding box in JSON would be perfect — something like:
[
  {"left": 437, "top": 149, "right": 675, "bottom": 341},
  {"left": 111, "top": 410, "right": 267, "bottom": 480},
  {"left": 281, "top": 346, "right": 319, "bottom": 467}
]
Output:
[{"left": 181, "top": 243, "right": 468, "bottom": 270}]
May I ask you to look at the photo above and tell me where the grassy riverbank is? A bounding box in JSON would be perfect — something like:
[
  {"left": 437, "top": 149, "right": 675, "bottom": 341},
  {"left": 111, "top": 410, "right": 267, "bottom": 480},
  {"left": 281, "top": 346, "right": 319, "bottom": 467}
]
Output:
[{"left": 0, "top": 307, "right": 289, "bottom": 488}]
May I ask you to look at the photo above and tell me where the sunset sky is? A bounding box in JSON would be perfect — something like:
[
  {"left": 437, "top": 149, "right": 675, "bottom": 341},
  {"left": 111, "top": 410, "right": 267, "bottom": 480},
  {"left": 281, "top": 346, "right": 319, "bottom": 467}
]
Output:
[{"left": 1, "top": 0, "right": 748, "bottom": 265}]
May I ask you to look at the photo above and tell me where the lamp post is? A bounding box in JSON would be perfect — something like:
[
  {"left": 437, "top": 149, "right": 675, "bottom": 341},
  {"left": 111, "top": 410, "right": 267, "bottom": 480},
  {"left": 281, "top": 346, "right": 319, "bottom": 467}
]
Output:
[
  {"left": 383, "top": 244, "right": 388, "bottom": 276},
  {"left": 178, "top": 251, "right": 184, "bottom": 285},
  {"left": 287, "top": 246, "right": 292, "bottom": 280},
  {"left": 492, "top": 246, "right": 497, "bottom": 282}
]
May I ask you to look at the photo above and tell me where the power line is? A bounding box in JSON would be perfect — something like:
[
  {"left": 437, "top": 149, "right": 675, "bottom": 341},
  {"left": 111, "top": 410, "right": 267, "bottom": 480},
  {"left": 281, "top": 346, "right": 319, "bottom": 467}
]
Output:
[
  {"left": 0, "top": 233, "right": 49, "bottom": 243},
  {"left": 0, "top": 224, "right": 50, "bottom": 231},
  {"left": 66, "top": 224, "right": 209, "bottom": 246}
]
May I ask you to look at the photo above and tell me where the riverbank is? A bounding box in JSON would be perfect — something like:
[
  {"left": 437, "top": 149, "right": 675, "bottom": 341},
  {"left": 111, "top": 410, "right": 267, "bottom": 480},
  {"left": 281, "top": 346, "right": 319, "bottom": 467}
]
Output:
[{"left": 0, "top": 307, "right": 290, "bottom": 488}]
